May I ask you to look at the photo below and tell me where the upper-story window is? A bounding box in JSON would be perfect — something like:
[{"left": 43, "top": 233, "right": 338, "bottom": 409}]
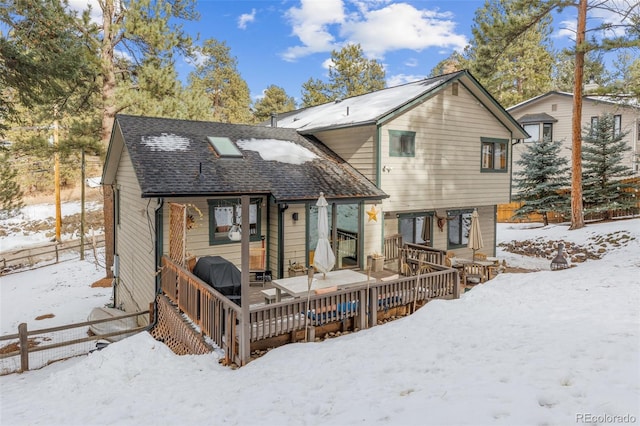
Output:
[
  {"left": 208, "top": 198, "right": 261, "bottom": 245},
  {"left": 590, "top": 116, "right": 599, "bottom": 136},
  {"left": 523, "top": 123, "right": 553, "bottom": 142},
  {"left": 389, "top": 130, "right": 415, "bottom": 157},
  {"left": 481, "top": 137, "right": 508, "bottom": 172},
  {"left": 614, "top": 115, "right": 622, "bottom": 137}
]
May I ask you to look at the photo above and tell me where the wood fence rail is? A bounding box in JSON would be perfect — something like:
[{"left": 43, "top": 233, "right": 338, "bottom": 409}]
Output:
[
  {"left": 0, "top": 234, "right": 105, "bottom": 274},
  {"left": 0, "top": 309, "right": 150, "bottom": 375}
]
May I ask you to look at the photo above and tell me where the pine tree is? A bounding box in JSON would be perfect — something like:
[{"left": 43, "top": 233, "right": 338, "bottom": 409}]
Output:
[
  {"left": 301, "top": 44, "right": 385, "bottom": 107},
  {"left": 581, "top": 114, "right": 639, "bottom": 220},
  {"left": 465, "top": 0, "right": 554, "bottom": 107},
  {"left": 471, "top": 0, "right": 638, "bottom": 230},
  {"left": 188, "top": 38, "right": 252, "bottom": 124},
  {"left": 0, "top": 151, "right": 24, "bottom": 218},
  {"left": 552, "top": 48, "right": 609, "bottom": 93},
  {"left": 252, "top": 85, "right": 296, "bottom": 123},
  {"left": 512, "top": 137, "right": 570, "bottom": 225}
]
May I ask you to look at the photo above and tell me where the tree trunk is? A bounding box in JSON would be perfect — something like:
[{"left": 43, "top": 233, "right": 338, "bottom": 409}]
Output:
[
  {"left": 101, "top": 0, "right": 117, "bottom": 278},
  {"left": 569, "top": 0, "right": 587, "bottom": 230}
]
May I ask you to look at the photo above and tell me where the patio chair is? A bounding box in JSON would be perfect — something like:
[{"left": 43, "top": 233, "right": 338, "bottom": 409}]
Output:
[
  {"left": 249, "top": 247, "right": 270, "bottom": 287},
  {"left": 462, "top": 263, "right": 487, "bottom": 285}
]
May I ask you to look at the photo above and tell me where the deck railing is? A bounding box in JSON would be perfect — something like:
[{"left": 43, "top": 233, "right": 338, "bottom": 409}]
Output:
[
  {"left": 160, "top": 256, "right": 458, "bottom": 363},
  {"left": 161, "top": 256, "right": 242, "bottom": 365},
  {"left": 402, "top": 243, "right": 446, "bottom": 266}
]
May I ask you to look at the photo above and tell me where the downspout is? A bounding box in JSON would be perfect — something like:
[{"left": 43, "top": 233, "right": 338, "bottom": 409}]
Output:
[
  {"left": 149, "top": 197, "right": 164, "bottom": 328},
  {"left": 377, "top": 124, "right": 384, "bottom": 254},
  {"left": 277, "top": 201, "right": 285, "bottom": 278}
]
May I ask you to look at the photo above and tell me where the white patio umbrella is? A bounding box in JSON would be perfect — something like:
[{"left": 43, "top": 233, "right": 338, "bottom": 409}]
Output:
[
  {"left": 313, "top": 192, "right": 335, "bottom": 278},
  {"left": 467, "top": 209, "right": 484, "bottom": 261}
]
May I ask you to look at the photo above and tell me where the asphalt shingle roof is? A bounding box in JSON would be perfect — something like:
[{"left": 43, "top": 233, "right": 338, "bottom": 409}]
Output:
[{"left": 113, "top": 114, "right": 388, "bottom": 202}]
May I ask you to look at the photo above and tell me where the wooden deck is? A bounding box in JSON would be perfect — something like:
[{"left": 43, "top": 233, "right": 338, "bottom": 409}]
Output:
[
  {"left": 246, "top": 268, "right": 401, "bottom": 306},
  {"left": 159, "top": 247, "right": 459, "bottom": 366}
]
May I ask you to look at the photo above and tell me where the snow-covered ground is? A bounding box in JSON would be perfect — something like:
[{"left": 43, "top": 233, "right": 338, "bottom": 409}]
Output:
[
  {"left": 0, "top": 200, "right": 103, "bottom": 251},
  {"left": 0, "top": 203, "right": 638, "bottom": 426}
]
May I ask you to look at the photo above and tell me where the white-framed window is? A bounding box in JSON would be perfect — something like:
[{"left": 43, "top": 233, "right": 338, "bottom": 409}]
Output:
[
  {"left": 523, "top": 124, "right": 539, "bottom": 143},
  {"left": 523, "top": 123, "right": 553, "bottom": 142}
]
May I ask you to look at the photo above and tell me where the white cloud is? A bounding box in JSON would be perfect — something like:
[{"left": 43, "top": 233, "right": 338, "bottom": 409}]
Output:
[
  {"left": 238, "top": 8, "right": 256, "bottom": 30},
  {"left": 340, "top": 3, "right": 467, "bottom": 58},
  {"left": 386, "top": 73, "right": 427, "bottom": 87},
  {"left": 404, "top": 57, "right": 418, "bottom": 67},
  {"left": 282, "top": 0, "right": 346, "bottom": 61},
  {"left": 67, "top": 0, "right": 101, "bottom": 24},
  {"left": 282, "top": 1, "right": 467, "bottom": 61}
]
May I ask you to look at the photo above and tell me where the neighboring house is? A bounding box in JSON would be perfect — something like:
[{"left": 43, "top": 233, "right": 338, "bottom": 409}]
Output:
[
  {"left": 102, "top": 70, "right": 527, "bottom": 316},
  {"left": 508, "top": 91, "right": 640, "bottom": 177}
]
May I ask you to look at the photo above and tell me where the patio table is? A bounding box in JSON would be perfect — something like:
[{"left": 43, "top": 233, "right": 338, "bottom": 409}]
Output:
[{"left": 271, "top": 269, "right": 375, "bottom": 302}]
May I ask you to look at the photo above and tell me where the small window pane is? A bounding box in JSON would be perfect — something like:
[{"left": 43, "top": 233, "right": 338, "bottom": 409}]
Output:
[
  {"left": 523, "top": 124, "right": 539, "bottom": 142},
  {"left": 389, "top": 130, "right": 415, "bottom": 157},
  {"left": 614, "top": 115, "right": 621, "bottom": 137},
  {"left": 542, "top": 123, "right": 552, "bottom": 141}
]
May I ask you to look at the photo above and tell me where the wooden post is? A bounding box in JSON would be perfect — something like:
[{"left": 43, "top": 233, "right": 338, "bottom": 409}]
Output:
[
  {"left": 80, "top": 148, "right": 85, "bottom": 260},
  {"left": 368, "top": 287, "right": 378, "bottom": 328},
  {"left": 18, "top": 323, "right": 29, "bottom": 372},
  {"left": 53, "top": 109, "right": 61, "bottom": 242},
  {"left": 239, "top": 195, "right": 251, "bottom": 365},
  {"left": 358, "top": 288, "right": 367, "bottom": 330},
  {"left": 453, "top": 270, "right": 460, "bottom": 299}
]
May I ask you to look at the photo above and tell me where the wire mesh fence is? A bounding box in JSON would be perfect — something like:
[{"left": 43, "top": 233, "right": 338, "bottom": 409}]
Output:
[{"left": 0, "top": 310, "right": 150, "bottom": 375}]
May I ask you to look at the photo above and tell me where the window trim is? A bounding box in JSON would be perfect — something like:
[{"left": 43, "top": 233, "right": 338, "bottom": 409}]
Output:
[
  {"left": 388, "top": 130, "right": 416, "bottom": 157},
  {"left": 480, "top": 137, "right": 508, "bottom": 173},
  {"left": 447, "top": 209, "right": 473, "bottom": 249},
  {"left": 207, "top": 197, "right": 262, "bottom": 245}
]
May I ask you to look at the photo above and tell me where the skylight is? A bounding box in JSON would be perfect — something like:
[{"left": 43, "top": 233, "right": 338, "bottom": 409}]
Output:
[{"left": 207, "top": 136, "right": 243, "bottom": 158}]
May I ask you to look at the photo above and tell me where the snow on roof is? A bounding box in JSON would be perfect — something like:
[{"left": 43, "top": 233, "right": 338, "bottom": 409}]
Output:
[
  {"left": 275, "top": 74, "right": 453, "bottom": 132},
  {"left": 236, "top": 138, "right": 318, "bottom": 165},
  {"left": 508, "top": 91, "right": 640, "bottom": 110},
  {"left": 141, "top": 133, "right": 190, "bottom": 151}
]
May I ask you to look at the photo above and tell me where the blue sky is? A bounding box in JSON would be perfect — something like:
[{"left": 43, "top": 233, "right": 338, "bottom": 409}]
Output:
[
  {"left": 67, "top": 0, "right": 633, "bottom": 105},
  {"left": 180, "top": 0, "right": 584, "bottom": 104},
  {"left": 183, "top": 0, "right": 485, "bottom": 103}
]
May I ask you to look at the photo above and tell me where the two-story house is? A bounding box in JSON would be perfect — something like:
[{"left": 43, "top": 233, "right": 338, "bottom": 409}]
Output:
[
  {"left": 102, "top": 70, "right": 526, "bottom": 317},
  {"left": 508, "top": 91, "right": 640, "bottom": 177}
]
